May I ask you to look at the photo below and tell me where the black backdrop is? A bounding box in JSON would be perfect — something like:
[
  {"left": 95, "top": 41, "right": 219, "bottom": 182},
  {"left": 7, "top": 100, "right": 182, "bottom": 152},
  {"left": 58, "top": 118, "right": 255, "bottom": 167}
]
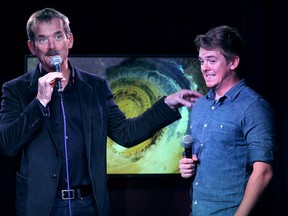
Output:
[{"left": 0, "top": 0, "right": 287, "bottom": 215}]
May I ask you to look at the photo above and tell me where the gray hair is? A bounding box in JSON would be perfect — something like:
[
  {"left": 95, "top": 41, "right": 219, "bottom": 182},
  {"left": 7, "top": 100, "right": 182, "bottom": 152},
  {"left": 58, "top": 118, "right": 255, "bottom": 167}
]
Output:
[{"left": 26, "top": 8, "right": 71, "bottom": 43}]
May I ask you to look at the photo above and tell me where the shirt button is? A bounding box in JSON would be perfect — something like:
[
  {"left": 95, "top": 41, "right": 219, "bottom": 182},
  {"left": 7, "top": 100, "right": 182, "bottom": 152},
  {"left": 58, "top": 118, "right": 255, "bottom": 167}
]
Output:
[
  {"left": 194, "top": 200, "right": 198, "bottom": 205},
  {"left": 211, "top": 106, "right": 215, "bottom": 109},
  {"left": 195, "top": 182, "right": 199, "bottom": 186},
  {"left": 204, "top": 124, "right": 207, "bottom": 127},
  {"left": 52, "top": 174, "right": 57, "bottom": 178}
]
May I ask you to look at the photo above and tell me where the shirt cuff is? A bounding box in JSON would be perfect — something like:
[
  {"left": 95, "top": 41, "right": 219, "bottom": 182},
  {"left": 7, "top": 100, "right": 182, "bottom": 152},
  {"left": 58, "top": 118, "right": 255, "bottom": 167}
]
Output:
[{"left": 35, "top": 98, "right": 50, "bottom": 117}]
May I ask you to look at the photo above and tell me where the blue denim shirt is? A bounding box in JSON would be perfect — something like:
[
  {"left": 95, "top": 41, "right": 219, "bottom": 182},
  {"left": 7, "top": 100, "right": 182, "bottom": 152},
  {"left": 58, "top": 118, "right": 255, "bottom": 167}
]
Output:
[{"left": 189, "top": 79, "right": 276, "bottom": 216}]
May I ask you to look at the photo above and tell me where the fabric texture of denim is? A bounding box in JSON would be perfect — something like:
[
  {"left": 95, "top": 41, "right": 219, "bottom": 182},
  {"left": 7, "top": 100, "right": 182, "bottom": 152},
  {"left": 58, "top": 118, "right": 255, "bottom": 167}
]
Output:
[{"left": 50, "top": 195, "right": 97, "bottom": 216}]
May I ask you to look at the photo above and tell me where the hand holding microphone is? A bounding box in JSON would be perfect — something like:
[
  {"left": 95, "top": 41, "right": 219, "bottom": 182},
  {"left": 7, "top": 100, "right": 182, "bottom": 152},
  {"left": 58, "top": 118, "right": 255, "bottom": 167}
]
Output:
[
  {"left": 179, "top": 134, "right": 198, "bottom": 179},
  {"left": 36, "top": 56, "right": 64, "bottom": 106}
]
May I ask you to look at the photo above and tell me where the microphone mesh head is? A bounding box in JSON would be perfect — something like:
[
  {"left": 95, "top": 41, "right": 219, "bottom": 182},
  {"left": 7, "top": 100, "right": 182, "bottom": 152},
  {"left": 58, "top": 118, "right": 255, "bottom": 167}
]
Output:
[
  {"left": 182, "top": 135, "right": 193, "bottom": 148},
  {"left": 50, "top": 55, "right": 62, "bottom": 66}
]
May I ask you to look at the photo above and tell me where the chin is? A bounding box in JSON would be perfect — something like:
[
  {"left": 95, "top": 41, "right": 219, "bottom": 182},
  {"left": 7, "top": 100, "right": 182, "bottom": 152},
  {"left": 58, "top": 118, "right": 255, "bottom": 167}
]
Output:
[{"left": 205, "top": 82, "right": 214, "bottom": 88}]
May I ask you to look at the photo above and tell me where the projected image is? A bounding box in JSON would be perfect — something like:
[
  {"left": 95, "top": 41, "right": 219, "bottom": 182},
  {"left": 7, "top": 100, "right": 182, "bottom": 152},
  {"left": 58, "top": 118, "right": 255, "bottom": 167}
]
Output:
[{"left": 26, "top": 56, "right": 207, "bottom": 175}]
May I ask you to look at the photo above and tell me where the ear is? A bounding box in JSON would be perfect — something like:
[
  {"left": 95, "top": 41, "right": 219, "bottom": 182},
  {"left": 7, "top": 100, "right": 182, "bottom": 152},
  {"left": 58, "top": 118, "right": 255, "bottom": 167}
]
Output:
[
  {"left": 27, "top": 40, "right": 36, "bottom": 55},
  {"left": 230, "top": 56, "right": 240, "bottom": 70},
  {"left": 68, "top": 33, "right": 74, "bottom": 49}
]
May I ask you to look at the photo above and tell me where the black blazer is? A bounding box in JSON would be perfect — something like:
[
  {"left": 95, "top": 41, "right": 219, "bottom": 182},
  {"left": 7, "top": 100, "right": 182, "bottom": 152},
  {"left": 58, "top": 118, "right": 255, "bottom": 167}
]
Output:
[{"left": 0, "top": 63, "right": 181, "bottom": 216}]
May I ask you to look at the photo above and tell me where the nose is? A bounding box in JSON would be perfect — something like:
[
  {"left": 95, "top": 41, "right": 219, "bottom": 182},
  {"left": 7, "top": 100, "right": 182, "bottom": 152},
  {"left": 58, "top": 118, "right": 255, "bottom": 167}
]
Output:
[
  {"left": 47, "top": 37, "right": 56, "bottom": 49},
  {"left": 201, "top": 61, "right": 209, "bottom": 71}
]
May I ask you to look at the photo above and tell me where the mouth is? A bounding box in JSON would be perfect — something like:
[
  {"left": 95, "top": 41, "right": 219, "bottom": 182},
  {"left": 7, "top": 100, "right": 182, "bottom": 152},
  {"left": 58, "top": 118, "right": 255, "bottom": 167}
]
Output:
[{"left": 205, "top": 74, "right": 215, "bottom": 79}]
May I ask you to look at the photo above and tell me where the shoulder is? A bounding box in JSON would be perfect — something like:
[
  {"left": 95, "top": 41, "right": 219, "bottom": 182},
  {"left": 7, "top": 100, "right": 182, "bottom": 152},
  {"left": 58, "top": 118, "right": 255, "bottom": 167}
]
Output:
[
  {"left": 73, "top": 67, "right": 111, "bottom": 94},
  {"left": 74, "top": 67, "right": 107, "bottom": 83},
  {"left": 235, "top": 86, "right": 275, "bottom": 122},
  {"left": 2, "top": 72, "right": 34, "bottom": 89},
  {"left": 240, "top": 85, "right": 271, "bottom": 107}
]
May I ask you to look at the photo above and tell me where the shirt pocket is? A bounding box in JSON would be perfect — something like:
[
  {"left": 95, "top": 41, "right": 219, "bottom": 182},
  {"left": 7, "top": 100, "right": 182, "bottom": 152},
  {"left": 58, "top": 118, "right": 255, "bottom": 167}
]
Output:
[{"left": 210, "top": 122, "right": 237, "bottom": 152}]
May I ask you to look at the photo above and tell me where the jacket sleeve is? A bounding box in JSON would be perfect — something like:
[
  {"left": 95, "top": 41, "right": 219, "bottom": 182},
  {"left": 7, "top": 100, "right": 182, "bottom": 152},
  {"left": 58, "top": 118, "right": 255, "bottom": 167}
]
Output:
[
  {"left": 0, "top": 81, "right": 47, "bottom": 156},
  {"left": 106, "top": 81, "right": 182, "bottom": 147}
]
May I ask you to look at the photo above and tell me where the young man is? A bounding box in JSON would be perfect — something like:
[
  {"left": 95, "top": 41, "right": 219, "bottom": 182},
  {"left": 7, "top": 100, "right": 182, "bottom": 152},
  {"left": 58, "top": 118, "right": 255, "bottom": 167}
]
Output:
[
  {"left": 179, "top": 25, "right": 276, "bottom": 215},
  {"left": 0, "top": 8, "right": 202, "bottom": 216}
]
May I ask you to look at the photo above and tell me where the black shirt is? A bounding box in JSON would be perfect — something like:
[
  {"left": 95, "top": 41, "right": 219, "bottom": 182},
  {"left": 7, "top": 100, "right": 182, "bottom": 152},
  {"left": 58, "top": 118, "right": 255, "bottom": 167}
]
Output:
[{"left": 40, "top": 65, "right": 92, "bottom": 190}]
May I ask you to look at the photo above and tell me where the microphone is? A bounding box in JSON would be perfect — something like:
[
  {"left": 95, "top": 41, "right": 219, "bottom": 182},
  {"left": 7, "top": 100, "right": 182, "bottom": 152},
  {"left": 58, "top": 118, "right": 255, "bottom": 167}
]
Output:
[
  {"left": 50, "top": 55, "right": 63, "bottom": 92},
  {"left": 182, "top": 134, "right": 193, "bottom": 158}
]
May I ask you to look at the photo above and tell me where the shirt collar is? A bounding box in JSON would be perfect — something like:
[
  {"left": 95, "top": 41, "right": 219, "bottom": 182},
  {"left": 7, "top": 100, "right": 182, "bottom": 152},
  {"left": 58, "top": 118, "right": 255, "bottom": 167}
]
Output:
[{"left": 206, "top": 79, "right": 246, "bottom": 102}]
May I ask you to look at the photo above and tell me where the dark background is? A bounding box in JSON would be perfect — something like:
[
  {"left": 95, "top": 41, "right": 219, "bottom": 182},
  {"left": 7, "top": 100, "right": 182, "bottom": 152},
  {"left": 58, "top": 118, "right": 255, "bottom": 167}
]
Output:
[{"left": 0, "top": 0, "right": 287, "bottom": 215}]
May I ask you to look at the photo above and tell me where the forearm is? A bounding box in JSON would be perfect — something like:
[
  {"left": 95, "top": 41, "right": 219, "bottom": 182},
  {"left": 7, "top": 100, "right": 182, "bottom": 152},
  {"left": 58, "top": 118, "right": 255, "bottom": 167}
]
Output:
[
  {"left": 235, "top": 162, "right": 273, "bottom": 216},
  {"left": 108, "top": 97, "right": 181, "bottom": 147}
]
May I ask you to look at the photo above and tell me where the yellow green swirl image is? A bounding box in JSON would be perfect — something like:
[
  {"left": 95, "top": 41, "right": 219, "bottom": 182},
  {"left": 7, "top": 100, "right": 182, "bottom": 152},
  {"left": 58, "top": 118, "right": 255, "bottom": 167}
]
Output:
[{"left": 106, "top": 57, "right": 207, "bottom": 174}]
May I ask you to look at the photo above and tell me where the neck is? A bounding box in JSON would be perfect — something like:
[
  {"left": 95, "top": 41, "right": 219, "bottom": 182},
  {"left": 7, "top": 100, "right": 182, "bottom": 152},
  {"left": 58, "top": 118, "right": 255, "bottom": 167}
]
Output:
[{"left": 214, "top": 78, "right": 240, "bottom": 100}]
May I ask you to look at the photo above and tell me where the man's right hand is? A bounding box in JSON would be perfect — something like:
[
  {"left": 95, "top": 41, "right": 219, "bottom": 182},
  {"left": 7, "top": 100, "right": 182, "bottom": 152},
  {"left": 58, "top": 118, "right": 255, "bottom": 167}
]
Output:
[
  {"left": 179, "top": 155, "right": 198, "bottom": 179},
  {"left": 36, "top": 72, "right": 65, "bottom": 106}
]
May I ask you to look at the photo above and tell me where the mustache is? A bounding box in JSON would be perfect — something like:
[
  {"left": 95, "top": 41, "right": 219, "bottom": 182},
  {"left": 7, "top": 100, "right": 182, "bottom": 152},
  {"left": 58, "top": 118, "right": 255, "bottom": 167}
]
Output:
[{"left": 46, "top": 50, "right": 60, "bottom": 56}]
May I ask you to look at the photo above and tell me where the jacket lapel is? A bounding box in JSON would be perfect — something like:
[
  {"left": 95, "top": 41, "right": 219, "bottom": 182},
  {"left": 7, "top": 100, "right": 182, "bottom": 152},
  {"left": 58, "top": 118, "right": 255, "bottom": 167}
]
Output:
[{"left": 76, "top": 70, "right": 93, "bottom": 154}]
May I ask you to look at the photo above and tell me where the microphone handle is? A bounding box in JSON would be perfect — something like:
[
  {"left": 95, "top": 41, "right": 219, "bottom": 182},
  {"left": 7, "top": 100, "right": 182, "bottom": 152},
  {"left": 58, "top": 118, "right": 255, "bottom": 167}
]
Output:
[
  {"left": 56, "top": 79, "right": 62, "bottom": 93},
  {"left": 53, "top": 64, "right": 62, "bottom": 92},
  {"left": 185, "top": 147, "right": 192, "bottom": 158}
]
